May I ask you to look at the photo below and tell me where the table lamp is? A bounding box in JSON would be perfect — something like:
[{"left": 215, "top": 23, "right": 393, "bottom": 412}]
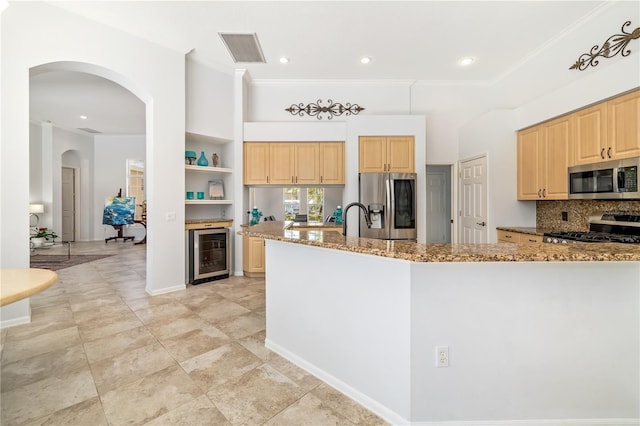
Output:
[{"left": 29, "top": 203, "right": 44, "bottom": 227}]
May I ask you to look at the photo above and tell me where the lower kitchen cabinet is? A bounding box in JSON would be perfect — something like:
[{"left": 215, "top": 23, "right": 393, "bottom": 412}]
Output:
[
  {"left": 243, "top": 235, "right": 265, "bottom": 277},
  {"left": 497, "top": 230, "right": 543, "bottom": 243}
]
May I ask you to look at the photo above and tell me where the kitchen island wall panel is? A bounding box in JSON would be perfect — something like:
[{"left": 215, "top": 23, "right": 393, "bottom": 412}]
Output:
[
  {"left": 410, "top": 261, "right": 639, "bottom": 422},
  {"left": 264, "top": 237, "right": 639, "bottom": 424}
]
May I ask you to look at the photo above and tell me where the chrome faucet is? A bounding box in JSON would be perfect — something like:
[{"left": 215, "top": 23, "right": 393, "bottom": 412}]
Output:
[{"left": 342, "top": 202, "right": 372, "bottom": 236}]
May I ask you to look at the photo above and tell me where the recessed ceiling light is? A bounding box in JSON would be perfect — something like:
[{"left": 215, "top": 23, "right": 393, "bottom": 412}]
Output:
[
  {"left": 458, "top": 57, "right": 475, "bottom": 66},
  {"left": 360, "top": 57, "right": 372, "bottom": 64},
  {"left": 79, "top": 115, "right": 88, "bottom": 120},
  {"left": 279, "top": 57, "right": 289, "bottom": 64}
]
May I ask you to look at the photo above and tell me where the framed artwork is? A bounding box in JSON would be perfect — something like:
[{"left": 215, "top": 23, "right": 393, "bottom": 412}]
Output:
[
  {"left": 103, "top": 196, "right": 136, "bottom": 225},
  {"left": 208, "top": 180, "right": 224, "bottom": 200}
]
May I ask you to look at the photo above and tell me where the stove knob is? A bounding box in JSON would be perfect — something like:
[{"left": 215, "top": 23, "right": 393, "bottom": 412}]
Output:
[
  {"left": 553, "top": 238, "right": 559, "bottom": 244},
  {"left": 561, "top": 240, "right": 568, "bottom": 244}
]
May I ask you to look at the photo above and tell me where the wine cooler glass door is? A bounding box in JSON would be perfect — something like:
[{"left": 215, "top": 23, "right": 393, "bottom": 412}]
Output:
[{"left": 190, "top": 228, "right": 230, "bottom": 283}]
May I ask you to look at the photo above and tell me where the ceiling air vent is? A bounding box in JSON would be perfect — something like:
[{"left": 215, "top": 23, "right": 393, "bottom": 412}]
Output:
[
  {"left": 219, "top": 33, "right": 266, "bottom": 63},
  {"left": 78, "top": 127, "right": 101, "bottom": 134}
]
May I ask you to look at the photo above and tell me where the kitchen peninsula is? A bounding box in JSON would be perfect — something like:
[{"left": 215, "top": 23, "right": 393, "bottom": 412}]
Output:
[{"left": 240, "top": 222, "right": 639, "bottom": 424}]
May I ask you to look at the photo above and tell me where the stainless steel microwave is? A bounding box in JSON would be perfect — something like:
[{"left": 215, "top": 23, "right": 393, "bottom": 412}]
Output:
[{"left": 568, "top": 157, "right": 639, "bottom": 199}]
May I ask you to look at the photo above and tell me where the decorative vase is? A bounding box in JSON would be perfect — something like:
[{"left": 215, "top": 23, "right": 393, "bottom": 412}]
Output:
[
  {"left": 197, "top": 151, "right": 209, "bottom": 166},
  {"left": 212, "top": 153, "right": 219, "bottom": 167}
]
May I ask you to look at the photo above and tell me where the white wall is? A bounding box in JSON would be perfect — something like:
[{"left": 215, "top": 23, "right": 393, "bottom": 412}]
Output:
[
  {"left": 1, "top": 2, "right": 186, "bottom": 302},
  {"left": 186, "top": 60, "right": 234, "bottom": 139},
  {"left": 459, "top": 110, "right": 536, "bottom": 239},
  {"left": 247, "top": 80, "right": 412, "bottom": 122},
  {"left": 504, "top": 1, "right": 640, "bottom": 127},
  {"left": 94, "top": 134, "right": 146, "bottom": 241}
]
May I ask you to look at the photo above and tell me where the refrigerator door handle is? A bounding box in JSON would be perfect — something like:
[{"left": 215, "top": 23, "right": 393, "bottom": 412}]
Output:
[{"left": 386, "top": 176, "right": 393, "bottom": 234}]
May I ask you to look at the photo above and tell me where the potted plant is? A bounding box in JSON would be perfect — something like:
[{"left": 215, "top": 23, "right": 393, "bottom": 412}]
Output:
[{"left": 30, "top": 227, "right": 58, "bottom": 247}]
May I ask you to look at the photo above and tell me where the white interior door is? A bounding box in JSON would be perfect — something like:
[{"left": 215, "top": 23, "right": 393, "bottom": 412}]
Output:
[
  {"left": 61, "top": 167, "right": 75, "bottom": 242},
  {"left": 459, "top": 155, "right": 487, "bottom": 243},
  {"left": 426, "top": 170, "right": 448, "bottom": 243}
]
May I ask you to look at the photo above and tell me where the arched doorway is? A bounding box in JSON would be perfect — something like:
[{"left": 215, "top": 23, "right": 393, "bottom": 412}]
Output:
[{"left": 30, "top": 62, "right": 148, "bottom": 265}]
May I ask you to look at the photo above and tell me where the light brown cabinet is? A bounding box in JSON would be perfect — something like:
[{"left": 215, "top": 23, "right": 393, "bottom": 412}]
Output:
[
  {"left": 359, "top": 136, "right": 415, "bottom": 173},
  {"left": 574, "top": 89, "right": 640, "bottom": 165},
  {"left": 607, "top": 89, "right": 640, "bottom": 160},
  {"left": 244, "top": 143, "right": 271, "bottom": 185},
  {"left": 242, "top": 235, "right": 265, "bottom": 277},
  {"left": 574, "top": 103, "right": 607, "bottom": 165},
  {"left": 517, "top": 115, "right": 571, "bottom": 200},
  {"left": 319, "top": 142, "right": 345, "bottom": 184},
  {"left": 244, "top": 142, "right": 344, "bottom": 185},
  {"left": 497, "top": 230, "right": 543, "bottom": 243}
]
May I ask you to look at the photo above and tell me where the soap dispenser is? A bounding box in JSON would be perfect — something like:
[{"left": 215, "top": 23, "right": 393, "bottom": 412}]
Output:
[{"left": 333, "top": 205, "right": 343, "bottom": 225}]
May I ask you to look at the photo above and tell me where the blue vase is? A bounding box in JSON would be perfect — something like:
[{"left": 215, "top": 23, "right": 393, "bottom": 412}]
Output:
[{"left": 197, "top": 151, "right": 209, "bottom": 166}]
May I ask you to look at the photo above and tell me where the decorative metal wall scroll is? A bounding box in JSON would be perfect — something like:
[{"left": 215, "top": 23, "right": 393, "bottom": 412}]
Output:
[
  {"left": 570, "top": 21, "right": 640, "bottom": 71},
  {"left": 285, "top": 99, "right": 365, "bottom": 120}
]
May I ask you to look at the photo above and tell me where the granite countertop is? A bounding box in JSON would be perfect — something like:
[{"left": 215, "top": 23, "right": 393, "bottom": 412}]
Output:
[
  {"left": 496, "top": 226, "right": 551, "bottom": 236},
  {"left": 239, "top": 221, "right": 640, "bottom": 262},
  {"left": 186, "top": 218, "right": 233, "bottom": 224}
]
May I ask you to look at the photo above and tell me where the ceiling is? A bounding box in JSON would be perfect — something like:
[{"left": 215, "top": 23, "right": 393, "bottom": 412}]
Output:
[{"left": 29, "top": 0, "right": 607, "bottom": 135}]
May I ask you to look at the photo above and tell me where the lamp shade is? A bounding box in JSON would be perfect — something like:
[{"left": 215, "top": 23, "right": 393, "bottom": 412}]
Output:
[{"left": 29, "top": 204, "right": 44, "bottom": 214}]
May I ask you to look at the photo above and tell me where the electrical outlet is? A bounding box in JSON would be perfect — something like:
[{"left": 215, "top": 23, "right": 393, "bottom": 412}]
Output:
[
  {"left": 436, "top": 346, "right": 449, "bottom": 367},
  {"left": 561, "top": 211, "right": 568, "bottom": 221}
]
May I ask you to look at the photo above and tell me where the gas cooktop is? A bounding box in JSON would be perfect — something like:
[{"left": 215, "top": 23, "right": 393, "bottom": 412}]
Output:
[{"left": 544, "top": 211, "right": 640, "bottom": 244}]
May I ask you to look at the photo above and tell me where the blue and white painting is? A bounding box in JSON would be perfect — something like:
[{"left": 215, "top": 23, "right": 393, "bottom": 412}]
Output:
[{"left": 102, "top": 197, "right": 136, "bottom": 226}]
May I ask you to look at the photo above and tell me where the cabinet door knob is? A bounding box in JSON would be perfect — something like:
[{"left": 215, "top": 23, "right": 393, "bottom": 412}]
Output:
[
  {"left": 542, "top": 188, "right": 546, "bottom": 197},
  {"left": 601, "top": 148, "right": 605, "bottom": 159},
  {"left": 607, "top": 147, "right": 612, "bottom": 158},
  {"left": 538, "top": 189, "right": 542, "bottom": 198}
]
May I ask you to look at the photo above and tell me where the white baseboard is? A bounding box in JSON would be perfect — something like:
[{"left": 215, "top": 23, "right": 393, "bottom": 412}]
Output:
[
  {"left": 0, "top": 314, "right": 31, "bottom": 329},
  {"left": 145, "top": 284, "right": 186, "bottom": 296},
  {"left": 409, "top": 420, "right": 640, "bottom": 426},
  {"left": 265, "top": 339, "right": 639, "bottom": 426},
  {"left": 265, "top": 338, "right": 409, "bottom": 425}
]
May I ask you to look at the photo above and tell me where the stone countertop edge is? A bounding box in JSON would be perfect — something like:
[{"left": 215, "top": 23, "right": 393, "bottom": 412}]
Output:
[
  {"left": 239, "top": 222, "right": 640, "bottom": 263},
  {"left": 496, "top": 226, "right": 551, "bottom": 236},
  {"left": 185, "top": 218, "right": 233, "bottom": 224}
]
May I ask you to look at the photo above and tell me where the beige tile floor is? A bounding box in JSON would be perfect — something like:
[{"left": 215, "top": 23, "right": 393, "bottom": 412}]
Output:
[{"left": 1, "top": 241, "right": 388, "bottom": 426}]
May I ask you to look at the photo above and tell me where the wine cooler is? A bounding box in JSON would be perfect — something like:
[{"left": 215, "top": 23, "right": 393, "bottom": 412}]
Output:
[{"left": 188, "top": 228, "right": 230, "bottom": 284}]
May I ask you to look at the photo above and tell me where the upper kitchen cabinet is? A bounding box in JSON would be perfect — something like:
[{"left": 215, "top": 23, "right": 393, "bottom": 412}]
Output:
[
  {"left": 243, "top": 142, "right": 344, "bottom": 185},
  {"left": 270, "top": 143, "right": 320, "bottom": 185},
  {"left": 574, "top": 89, "right": 640, "bottom": 165},
  {"left": 359, "top": 136, "right": 415, "bottom": 173},
  {"left": 517, "top": 126, "right": 543, "bottom": 200},
  {"left": 319, "top": 142, "right": 345, "bottom": 184},
  {"left": 574, "top": 103, "right": 607, "bottom": 165},
  {"left": 544, "top": 115, "right": 572, "bottom": 199},
  {"left": 269, "top": 143, "right": 296, "bottom": 185},
  {"left": 517, "top": 115, "right": 571, "bottom": 200},
  {"left": 607, "top": 89, "right": 640, "bottom": 160},
  {"left": 244, "top": 142, "right": 270, "bottom": 185}
]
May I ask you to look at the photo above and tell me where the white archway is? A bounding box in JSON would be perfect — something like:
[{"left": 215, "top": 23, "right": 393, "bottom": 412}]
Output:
[{"left": 2, "top": 2, "right": 187, "bottom": 326}]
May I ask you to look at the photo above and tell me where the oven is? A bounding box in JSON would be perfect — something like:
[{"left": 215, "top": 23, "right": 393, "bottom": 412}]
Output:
[
  {"left": 568, "top": 157, "right": 639, "bottom": 199},
  {"left": 188, "top": 228, "right": 230, "bottom": 284}
]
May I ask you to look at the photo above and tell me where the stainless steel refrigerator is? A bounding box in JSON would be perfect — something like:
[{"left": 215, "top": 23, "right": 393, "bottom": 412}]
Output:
[{"left": 359, "top": 172, "right": 417, "bottom": 240}]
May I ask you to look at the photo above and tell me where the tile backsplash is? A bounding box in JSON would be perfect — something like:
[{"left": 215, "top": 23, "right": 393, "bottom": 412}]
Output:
[{"left": 537, "top": 200, "right": 640, "bottom": 231}]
